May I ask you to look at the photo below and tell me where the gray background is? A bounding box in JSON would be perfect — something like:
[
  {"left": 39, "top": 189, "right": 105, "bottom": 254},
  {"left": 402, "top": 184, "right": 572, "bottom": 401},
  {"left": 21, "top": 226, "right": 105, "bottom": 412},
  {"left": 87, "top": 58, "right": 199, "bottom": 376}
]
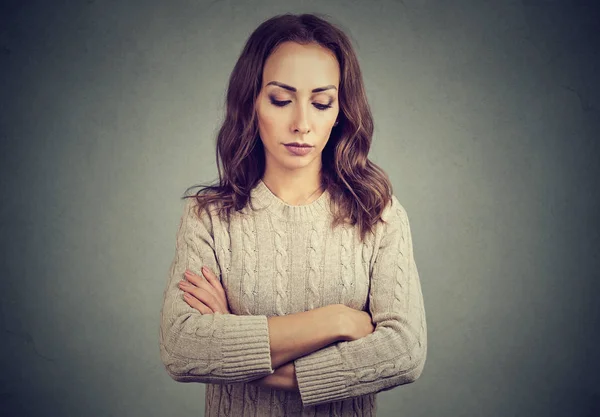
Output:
[{"left": 1, "top": 1, "right": 598, "bottom": 416}]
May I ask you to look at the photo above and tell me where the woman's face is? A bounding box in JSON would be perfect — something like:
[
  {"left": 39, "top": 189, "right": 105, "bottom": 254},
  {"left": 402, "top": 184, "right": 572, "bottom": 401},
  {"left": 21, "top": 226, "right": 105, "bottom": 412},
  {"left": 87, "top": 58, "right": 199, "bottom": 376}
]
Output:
[{"left": 255, "top": 41, "right": 340, "bottom": 175}]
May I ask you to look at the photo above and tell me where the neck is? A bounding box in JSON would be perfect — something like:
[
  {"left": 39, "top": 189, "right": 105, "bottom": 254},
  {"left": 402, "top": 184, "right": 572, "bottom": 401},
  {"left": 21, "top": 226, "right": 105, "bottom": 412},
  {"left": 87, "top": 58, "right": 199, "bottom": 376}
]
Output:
[{"left": 261, "top": 170, "right": 324, "bottom": 206}]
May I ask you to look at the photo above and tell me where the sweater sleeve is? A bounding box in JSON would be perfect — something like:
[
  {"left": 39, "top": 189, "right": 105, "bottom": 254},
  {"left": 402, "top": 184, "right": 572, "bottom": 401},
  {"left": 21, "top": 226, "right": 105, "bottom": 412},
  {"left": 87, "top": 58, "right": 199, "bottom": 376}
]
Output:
[
  {"left": 293, "top": 196, "right": 427, "bottom": 407},
  {"left": 159, "top": 198, "right": 275, "bottom": 384}
]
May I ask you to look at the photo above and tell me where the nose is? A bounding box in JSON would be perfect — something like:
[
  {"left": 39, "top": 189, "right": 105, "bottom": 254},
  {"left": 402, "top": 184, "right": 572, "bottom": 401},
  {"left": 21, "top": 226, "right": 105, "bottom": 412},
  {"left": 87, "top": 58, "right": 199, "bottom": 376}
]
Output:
[{"left": 291, "top": 103, "right": 310, "bottom": 134}]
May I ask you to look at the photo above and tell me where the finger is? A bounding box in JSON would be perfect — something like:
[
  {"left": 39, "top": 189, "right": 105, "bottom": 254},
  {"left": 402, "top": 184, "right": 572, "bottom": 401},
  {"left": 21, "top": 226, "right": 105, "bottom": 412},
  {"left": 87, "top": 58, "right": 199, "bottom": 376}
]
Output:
[
  {"left": 184, "top": 270, "right": 219, "bottom": 297},
  {"left": 184, "top": 268, "right": 228, "bottom": 312},
  {"left": 201, "top": 267, "right": 231, "bottom": 314},
  {"left": 201, "top": 266, "right": 227, "bottom": 296},
  {"left": 179, "top": 281, "right": 222, "bottom": 313},
  {"left": 183, "top": 292, "right": 213, "bottom": 314}
]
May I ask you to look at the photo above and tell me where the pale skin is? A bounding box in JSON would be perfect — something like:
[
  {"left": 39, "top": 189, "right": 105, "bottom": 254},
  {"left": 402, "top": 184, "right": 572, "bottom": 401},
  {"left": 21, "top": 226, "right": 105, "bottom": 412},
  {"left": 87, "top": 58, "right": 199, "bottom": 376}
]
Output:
[
  {"left": 178, "top": 266, "right": 299, "bottom": 392},
  {"left": 255, "top": 41, "right": 340, "bottom": 204}
]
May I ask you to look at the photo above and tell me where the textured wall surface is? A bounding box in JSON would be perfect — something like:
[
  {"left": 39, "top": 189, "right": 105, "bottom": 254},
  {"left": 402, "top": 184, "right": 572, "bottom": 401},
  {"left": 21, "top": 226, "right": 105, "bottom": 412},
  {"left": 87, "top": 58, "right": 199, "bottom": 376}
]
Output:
[{"left": 1, "top": 1, "right": 598, "bottom": 416}]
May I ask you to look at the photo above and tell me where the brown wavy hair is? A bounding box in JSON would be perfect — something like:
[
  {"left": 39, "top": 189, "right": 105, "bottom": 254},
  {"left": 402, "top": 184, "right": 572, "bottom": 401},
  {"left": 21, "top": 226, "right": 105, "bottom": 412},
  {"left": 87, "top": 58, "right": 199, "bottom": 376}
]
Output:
[{"left": 184, "top": 12, "right": 393, "bottom": 243}]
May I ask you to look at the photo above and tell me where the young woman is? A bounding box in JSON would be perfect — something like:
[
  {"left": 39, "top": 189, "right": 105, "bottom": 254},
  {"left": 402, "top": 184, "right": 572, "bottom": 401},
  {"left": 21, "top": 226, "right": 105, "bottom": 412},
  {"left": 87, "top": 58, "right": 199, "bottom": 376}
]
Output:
[{"left": 159, "top": 13, "right": 427, "bottom": 416}]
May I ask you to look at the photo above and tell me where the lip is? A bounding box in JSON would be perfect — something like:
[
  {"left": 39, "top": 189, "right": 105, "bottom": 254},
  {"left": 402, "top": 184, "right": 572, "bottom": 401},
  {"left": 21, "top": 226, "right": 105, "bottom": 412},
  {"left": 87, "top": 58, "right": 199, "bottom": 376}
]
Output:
[
  {"left": 284, "top": 142, "right": 313, "bottom": 147},
  {"left": 284, "top": 144, "right": 313, "bottom": 156}
]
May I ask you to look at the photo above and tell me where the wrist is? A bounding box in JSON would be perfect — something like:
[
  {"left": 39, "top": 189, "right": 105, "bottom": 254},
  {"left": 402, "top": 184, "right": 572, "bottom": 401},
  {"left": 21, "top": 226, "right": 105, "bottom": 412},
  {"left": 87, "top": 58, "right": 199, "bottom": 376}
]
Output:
[
  {"left": 331, "top": 304, "right": 351, "bottom": 341},
  {"left": 249, "top": 363, "right": 298, "bottom": 392}
]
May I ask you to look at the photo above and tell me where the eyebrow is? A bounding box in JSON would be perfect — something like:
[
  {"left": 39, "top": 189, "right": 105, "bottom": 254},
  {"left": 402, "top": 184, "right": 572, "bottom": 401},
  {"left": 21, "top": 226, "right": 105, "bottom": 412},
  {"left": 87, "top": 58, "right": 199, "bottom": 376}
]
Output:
[{"left": 266, "top": 81, "right": 337, "bottom": 93}]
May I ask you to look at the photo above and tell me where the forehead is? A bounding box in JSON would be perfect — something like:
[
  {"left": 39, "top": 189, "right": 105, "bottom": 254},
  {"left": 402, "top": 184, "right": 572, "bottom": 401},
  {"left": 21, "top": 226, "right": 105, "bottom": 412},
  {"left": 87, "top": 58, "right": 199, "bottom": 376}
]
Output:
[{"left": 262, "top": 42, "right": 340, "bottom": 90}]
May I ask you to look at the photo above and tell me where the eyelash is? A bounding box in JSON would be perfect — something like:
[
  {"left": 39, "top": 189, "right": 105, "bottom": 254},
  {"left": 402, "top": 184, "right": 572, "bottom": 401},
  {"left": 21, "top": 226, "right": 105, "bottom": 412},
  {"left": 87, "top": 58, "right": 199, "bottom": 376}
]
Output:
[{"left": 269, "top": 99, "right": 332, "bottom": 111}]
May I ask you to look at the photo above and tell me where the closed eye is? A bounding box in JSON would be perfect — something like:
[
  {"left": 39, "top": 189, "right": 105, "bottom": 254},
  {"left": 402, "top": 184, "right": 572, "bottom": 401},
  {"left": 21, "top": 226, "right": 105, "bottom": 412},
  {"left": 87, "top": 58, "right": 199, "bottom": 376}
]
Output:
[{"left": 270, "top": 99, "right": 332, "bottom": 111}]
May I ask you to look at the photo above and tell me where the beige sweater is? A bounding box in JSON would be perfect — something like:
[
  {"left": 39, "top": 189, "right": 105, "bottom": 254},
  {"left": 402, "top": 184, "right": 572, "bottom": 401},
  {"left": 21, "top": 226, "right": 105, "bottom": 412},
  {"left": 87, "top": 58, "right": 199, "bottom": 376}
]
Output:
[{"left": 159, "top": 179, "right": 427, "bottom": 416}]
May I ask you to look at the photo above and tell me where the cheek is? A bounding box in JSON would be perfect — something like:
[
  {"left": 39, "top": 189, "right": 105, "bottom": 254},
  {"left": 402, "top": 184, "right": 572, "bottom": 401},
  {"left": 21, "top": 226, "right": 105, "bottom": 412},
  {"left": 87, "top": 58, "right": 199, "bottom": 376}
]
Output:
[
  {"left": 317, "top": 116, "right": 336, "bottom": 137},
  {"left": 259, "top": 111, "right": 284, "bottom": 140},
  {"left": 316, "top": 109, "right": 338, "bottom": 131},
  {"left": 262, "top": 113, "right": 279, "bottom": 130},
  {"left": 322, "top": 118, "right": 336, "bottom": 130}
]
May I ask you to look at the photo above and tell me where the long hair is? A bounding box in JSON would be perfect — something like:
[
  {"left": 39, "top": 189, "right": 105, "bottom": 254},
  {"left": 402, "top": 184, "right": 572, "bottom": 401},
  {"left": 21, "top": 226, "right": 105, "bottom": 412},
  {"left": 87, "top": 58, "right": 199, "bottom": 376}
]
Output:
[{"left": 184, "top": 12, "right": 393, "bottom": 243}]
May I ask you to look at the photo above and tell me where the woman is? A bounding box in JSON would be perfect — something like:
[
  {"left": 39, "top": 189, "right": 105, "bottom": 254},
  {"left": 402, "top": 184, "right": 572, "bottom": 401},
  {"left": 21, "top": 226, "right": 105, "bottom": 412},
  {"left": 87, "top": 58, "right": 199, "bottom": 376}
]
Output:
[{"left": 159, "top": 12, "right": 427, "bottom": 416}]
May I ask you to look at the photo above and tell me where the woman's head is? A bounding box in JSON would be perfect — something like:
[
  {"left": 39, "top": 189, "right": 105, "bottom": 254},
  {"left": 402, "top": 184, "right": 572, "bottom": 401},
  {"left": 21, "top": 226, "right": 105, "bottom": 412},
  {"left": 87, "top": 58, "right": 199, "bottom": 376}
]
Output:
[
  {"left": 187, "top": 13, "right": 393, "bottom": 242},
  {"left": 255, "top": 41, "right": 339, "bottom": 179}
]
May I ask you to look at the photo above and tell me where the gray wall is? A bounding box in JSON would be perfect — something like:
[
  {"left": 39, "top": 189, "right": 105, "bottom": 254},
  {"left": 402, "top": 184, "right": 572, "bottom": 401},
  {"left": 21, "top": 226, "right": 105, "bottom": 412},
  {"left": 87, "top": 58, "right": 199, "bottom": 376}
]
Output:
[{"left": 1, "top": 1, "right": 598, "bottom": 416}]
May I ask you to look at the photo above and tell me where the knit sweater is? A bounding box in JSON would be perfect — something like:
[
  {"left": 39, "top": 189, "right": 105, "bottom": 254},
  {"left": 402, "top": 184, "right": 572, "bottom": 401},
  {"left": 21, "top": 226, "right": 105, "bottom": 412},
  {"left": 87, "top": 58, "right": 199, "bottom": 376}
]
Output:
[{"left": 159, "top": 179, "right": 427, "bottom": 416}]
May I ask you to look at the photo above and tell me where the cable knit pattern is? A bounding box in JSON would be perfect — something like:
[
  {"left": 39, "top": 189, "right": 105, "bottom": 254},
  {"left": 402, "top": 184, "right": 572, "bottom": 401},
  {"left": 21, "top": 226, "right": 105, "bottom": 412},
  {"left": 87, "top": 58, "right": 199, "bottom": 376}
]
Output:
[
  {"left": 243, "top": 383, "right": 259, "bottom": 417},
  {"left": 220, "top": 384, "right": 233, "bottom": 416},
  {"left": 273, "top": 389, "right": 288, "bottom": 417},
  {"left": 339, "top": 223, "right": 353, "bottom": 305},
  {"left": 306, "top": 223, "right": 321, "bottom": 310},
  {"left": 271, "top": 215, "right": 289, "bottom": 316},
  {"left": 353, "top": 397, "right": 362, "bottom": 417},
  {"left": 159, "top": 179, "right": 427, "bottom": 416},
  {"left": 213, "top": 213, "right": 231, "bottom": 288},
  {"left": 240, "top": 214, "right": 258, "bottom": 315},
  {"left": 205, "top": 383, "right": 214, "bottom": 412}
]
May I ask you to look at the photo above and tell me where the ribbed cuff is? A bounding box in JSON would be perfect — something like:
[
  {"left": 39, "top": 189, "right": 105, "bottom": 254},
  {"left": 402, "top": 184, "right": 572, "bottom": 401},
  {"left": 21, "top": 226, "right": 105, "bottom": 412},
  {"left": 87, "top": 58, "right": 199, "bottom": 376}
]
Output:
[
  {"left": 294, "top": 344, "right": 352, "bottom": 406},
  {"left": 215, "top": 314, "right": 274, "bottom": 378}
]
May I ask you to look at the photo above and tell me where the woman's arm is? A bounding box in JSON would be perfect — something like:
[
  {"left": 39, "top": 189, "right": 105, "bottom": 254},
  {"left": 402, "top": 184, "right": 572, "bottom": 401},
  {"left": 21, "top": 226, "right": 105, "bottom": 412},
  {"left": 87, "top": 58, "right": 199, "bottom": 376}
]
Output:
[
  {"left": 182, "top": 268, "right": 349, "bottom": 371},
  {"left": 292, "top": 198, "right": 427, "bottom": 407},
  {"left": 249, "top": 361, "right": 299, "bottom": 392},
  {"left": 249, "top": 306, "right": 354, "bottom": 392},
  {"left": 165, "top": 200, "right": 352, "bottom": 385},
  {"left": 267, "top": 304, "right": 347, "bottom": 369},
  {"left": 161, "top": 201, "right": 276, "bottom": 384}
]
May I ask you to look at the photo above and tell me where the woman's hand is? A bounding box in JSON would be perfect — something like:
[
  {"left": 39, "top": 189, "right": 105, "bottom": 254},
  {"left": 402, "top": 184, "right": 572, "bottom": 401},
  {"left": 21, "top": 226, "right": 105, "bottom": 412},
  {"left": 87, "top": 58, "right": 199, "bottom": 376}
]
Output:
[
  {"left": 340, "top": 306, "right": 375, "bottom": 342},
  {"left": 178, "top": 266, "right": 231, "bottom": 314}
]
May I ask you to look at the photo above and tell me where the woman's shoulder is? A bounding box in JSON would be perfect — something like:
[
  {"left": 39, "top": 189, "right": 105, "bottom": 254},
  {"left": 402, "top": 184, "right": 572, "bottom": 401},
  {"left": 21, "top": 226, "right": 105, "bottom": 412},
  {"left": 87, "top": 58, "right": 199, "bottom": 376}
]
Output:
[
  {"left": 182, "top": 196, "right": 223, "bottom": 216},
  {"left": 380, "top": 194, "right": 408, "bottom": 223},
  {"left": 180, "top": 197, "right": 224, "bottom": 231}
]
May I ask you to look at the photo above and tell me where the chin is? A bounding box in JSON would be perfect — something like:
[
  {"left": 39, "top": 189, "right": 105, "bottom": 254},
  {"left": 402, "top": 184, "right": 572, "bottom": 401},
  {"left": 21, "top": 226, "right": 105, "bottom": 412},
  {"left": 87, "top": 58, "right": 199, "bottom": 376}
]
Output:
[{"left": 281, "top": 160, "right": 311, "bottom": 170}]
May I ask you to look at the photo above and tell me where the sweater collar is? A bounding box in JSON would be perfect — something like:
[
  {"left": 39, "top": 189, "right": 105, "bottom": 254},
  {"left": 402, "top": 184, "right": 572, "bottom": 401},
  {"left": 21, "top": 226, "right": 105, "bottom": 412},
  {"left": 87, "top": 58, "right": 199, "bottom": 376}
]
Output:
[{"left": 250, "top": 179, "right": 331, "bottom": 222}]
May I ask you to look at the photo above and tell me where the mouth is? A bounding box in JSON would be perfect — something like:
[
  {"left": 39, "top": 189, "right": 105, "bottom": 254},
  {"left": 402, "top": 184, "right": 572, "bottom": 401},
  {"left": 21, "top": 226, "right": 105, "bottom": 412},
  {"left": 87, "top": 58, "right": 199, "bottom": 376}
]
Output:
[
  {"left": 284, "top": 143, "right": 313, "bottom": 148},
  {"left": 283, "top": 143, "right": 314, "bottom": 156}
]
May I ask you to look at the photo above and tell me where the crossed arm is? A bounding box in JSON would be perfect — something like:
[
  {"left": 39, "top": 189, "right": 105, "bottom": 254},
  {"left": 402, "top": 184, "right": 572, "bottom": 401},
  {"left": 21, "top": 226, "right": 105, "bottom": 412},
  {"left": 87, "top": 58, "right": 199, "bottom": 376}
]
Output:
[
  {"left": 164, "top": 198, "right": 425, "bottom": 408},
  {"left": 177, "top": 266, "right": 349, "bottom": 393},
  {"left": 253, "top": 359, "right": 298, "bottom": 392}
]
